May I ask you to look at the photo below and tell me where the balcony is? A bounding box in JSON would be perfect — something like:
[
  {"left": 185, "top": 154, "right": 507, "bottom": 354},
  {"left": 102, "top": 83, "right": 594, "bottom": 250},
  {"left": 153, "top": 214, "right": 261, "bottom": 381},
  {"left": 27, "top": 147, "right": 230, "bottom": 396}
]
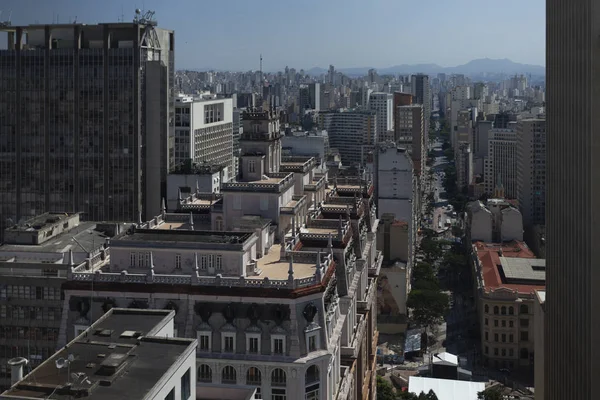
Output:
[
  {"left": 357, "top": 277, "right": 377, "bottom": 311},
  {"left": 335, "top": 366, "right": 354, "bottom": 400},
  {"left": 341, "top": 313, "right": 367, "bottom": 358}
]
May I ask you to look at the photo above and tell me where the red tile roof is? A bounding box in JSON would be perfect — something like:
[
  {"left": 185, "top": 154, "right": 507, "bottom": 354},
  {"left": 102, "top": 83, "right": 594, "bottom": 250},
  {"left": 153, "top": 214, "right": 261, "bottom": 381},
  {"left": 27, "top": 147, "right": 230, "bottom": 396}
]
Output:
[{"left": 474, "top": 241, "right": 545, "bottom": 295}]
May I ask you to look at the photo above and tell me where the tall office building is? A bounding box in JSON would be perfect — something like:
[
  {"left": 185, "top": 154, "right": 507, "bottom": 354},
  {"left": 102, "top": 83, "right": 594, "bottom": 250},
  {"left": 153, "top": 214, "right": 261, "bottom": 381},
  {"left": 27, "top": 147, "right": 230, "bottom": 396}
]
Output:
[
  {"left": 545, "top": 1, "right": 600, "bottom": 398},
  {"left": 396, "top": 105, "right": 425, "bottom": 176},
  {"left": 0, "top": 21, "right": 174, "bottom": 234},
  {"left": 369, "top": 92, "right": 393, "bottom": 141},
  {"left": 298, "top": 83, "right": 321, "bottom": 111},
  {"left": 411, "top": 74, "right": 431, "bottom": 146},
  {"left": 318, "top": 110, "right": 377, "bottom": 166},
  {"left": 516, "top": 119, "right": 546, "bottom": 227},
  {"left": 484, "top": 129, "right": 517, "bottom": 199}
]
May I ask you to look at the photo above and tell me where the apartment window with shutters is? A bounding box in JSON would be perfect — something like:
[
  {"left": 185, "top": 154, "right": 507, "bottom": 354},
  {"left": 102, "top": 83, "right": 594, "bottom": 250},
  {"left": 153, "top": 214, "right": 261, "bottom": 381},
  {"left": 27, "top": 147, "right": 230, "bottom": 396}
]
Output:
[
  {"left": 130, "top": 253, "right": 136, "bottom": 266},
  {"left": 138, "top": 252, "right": 144, "bottom": 267},
  {"left": 216, "top": 255, "right": 222, "bottom": 270},
  {"left": 222, "top": 333, "right": 236, "bottom": 353},
  {"left": 248, "top": 160, "right": 256, "bottom": 173},
  {"left": 246, "top": 333, "right": 261, "bottom": 354},
  {"left": 208, "top": 255, "right": 214, "bottom": 269},
  {"left": 197, "top": 331, "right": 211, "bottom": 352},
  {"left": 175, "top": 254, "right": 182, "bottom": 270},
  {"left": 201, "top": 255, "right": 208, "bottom": 270},
  {"left": 272, "top": 335, "right": 285, "bottom": 355}
]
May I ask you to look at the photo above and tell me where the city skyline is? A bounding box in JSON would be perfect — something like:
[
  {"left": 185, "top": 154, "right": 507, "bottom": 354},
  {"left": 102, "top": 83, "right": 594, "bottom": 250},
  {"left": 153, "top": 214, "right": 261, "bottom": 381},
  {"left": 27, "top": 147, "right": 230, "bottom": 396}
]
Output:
[{"left": 0, "top": 0, "right": 546, "bottom": 70}]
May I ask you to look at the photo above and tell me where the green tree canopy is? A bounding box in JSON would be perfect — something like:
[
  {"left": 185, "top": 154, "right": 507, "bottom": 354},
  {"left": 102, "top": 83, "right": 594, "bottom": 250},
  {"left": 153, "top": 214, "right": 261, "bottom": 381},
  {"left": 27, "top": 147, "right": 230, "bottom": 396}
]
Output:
[
  {"left": 376, "top": 376, "right": 397, "bottom": 400},
  {"left": 477, "top": 387, "right": 504, "bottom": 400},
  {"left": 407, "top": 289, "right": 450, "bottom": 330}
]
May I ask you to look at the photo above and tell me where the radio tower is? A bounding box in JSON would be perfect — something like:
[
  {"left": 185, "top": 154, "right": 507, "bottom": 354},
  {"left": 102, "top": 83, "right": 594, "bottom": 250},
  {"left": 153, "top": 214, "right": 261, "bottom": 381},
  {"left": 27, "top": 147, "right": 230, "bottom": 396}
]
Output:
[{"left": 259, "top": 54, "right": 263, "bottom": 84}]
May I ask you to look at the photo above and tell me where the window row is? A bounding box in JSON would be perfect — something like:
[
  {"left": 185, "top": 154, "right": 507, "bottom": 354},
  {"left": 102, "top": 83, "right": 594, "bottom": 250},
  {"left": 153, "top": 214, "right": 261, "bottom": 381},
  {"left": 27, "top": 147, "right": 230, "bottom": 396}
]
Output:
[
  {"left": 484, "top": 346, "right": 530, "bottom": 359},
  {"left": 484, "top": 304, "right": 529, "bottom": 315},
  {"left": 197, "top": 364, "right": 320, "bottom": 400},
  {"left": 0, "top": 285, "right": 61, "bottom": 300},
  {"left": 129, "top": 253, "right": 223, "bottom": 271},
  {"left": 0, "top": 305, "right": 59, "bottom": 321},
  {"left": 0, "top": 326, "right": 59, "bottom": 341},
  {"left": 485, "top": 330, "right": 529, "bottom": 343},
  {"left": 484, "top": 318, "right": 529, "bottom": 328},
  {"left": 197, "top": 332, "right": 287, "bottom": 355}
]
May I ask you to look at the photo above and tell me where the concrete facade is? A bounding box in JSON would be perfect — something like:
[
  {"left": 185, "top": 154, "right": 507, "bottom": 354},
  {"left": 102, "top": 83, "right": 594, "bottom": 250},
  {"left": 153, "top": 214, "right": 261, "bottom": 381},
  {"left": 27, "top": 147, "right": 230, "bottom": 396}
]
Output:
[
  {"left": 0, "top": 22, "right": 175, "bottom": 232},
  {"left": 484, "top": 129, "right": 517, "bottom": 199},
  {"left": 516, "top": 119, "right": 546, "bottom": 227}
]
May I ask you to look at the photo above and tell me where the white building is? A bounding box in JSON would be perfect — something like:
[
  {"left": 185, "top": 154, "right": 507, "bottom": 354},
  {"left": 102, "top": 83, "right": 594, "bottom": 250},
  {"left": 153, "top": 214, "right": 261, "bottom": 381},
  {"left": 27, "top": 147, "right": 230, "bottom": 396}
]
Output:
[
  {"left": 1, "top": 308, "right": 199, "bottom": 400},
  {"left": 369, "top": 92, "right": 394, "bottom": 141},
  {"left": 516, "top": 119, "right": 546, "bottom": 226},
  {"left": 452, "top": 85, "right": 471, "bottom": 101},
  {"left": 466, "top": 198, "right": 523, "bottom": 243},
  {"left": 174, "top": 95, "right": 234, "bottom": 173},
  {"left": 485, "top": 129, "right": 518, "bottom": 198},
  {"left": 282, "top": 130, "right": 330, "bottom": 167},
  {"left": 318, "top": 109, "right": 377, "bottom": 166}
]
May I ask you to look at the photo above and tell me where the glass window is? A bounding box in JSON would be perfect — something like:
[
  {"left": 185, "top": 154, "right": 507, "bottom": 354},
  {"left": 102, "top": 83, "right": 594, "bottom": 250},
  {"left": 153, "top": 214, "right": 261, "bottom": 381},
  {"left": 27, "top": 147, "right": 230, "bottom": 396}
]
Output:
[
  {"left": 175, "top": 254, "right": 181, "bottom": 269},
  {"left": 180, "top": 368, "right": 191, "bottom": 400},
  {"left": 520, "top": 331, "right": 529, "bottom": 342},
  {"left": 216, "top": 255, "right": 222, "bottom": 270},
  {"left": 198, "top": 333, "right": 211, "bottom": 351},
  {"left": 165, "top": 388, "right": 175, "bottom": 400},
  {"left": 271, "top": 368, "right": 287, "bottom": 387},
  {"left": 198, "top": 364, "right": 212, "bottom": 383},
  {"left": 222, "top": 366, "right": 237, "bottom": 384},
  {"left": 520, "top": 318, "right": 529, "bottom": 327}
]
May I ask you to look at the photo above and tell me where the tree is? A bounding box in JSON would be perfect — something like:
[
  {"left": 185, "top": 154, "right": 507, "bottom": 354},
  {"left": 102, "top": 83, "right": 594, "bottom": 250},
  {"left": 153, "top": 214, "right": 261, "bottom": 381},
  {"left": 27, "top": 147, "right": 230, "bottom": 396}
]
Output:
[
  {"left": 376, "top": 376, "right": 397, "bottom": 400},
  {"left": 477, "top": 387, "right": 504, "bottom": 400},
  {"left": 420, "top": 238, "right": 442, "bottom": 262},
  {"left": 407, "top": 289, "right": 450, "bottom": 330},
  {"left": 412, "top": 262, "right": 437, "bottom": 283}
]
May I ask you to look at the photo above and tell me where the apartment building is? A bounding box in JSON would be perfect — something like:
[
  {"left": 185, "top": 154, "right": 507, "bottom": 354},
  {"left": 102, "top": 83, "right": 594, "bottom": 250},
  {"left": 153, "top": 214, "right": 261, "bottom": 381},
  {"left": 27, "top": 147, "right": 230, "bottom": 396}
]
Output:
[
  {"left": 369, "top": 92, "right": 394, "bottom": 141},
  {"left": 471, "top": 241, "right": 545, "bottom": 371},
  {"left": 484, "top": 129, "right": 518, "bottom": 199},
  {"left": 173, "top": 95, "right": 234, "bottom": 174},
  {"left": 0, "top": 22, "right": 175, "bottom": 232},
  {"left": 516, "top": 119, "right": 546, "bottom": 227},
  {"left": 395, "top": 105, "right": 425, "bottom": 176},
  {"left": 455, "top": 142, "right": 473, "bottom": 191},
  {"left": 0, "top": 213, "right": 116, "bottom": 391},
  {"left": 466, "top": 199, "right": 523, "bottom": 244},
  {"left": 318, "top": 110, "right": 377, "bottom": 166},
  {"left": 59, "top": 176, "right": 382, "bottom": 400}
]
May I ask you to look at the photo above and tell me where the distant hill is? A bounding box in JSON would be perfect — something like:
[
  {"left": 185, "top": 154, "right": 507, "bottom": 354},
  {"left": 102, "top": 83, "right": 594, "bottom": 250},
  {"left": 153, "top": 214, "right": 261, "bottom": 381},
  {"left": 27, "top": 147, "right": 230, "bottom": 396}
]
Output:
[{"left": 306, "top": 58, "right": 544, "bottom": 77}]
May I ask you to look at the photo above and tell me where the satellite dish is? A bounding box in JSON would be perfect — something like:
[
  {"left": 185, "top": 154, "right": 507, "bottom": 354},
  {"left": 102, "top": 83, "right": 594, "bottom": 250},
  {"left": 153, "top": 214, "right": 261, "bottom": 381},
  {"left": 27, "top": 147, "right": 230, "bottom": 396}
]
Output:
[{"left": 55, "top": 358, "right": 66, "bottom": 369}]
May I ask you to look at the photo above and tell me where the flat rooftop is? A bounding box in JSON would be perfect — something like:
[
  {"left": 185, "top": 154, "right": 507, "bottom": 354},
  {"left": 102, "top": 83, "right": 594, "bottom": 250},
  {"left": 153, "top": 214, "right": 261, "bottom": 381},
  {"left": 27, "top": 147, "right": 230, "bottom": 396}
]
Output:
[
  {"left": 117, "top": 229, "right": 253, "bottom": 245},
  {"left": 256, "top": 244, "right": 317, "bottom": 280},
  {"left": 500, "top": 256, "right": 546, "bottom": 283},
  {"left": 1, "top": 309, "right": 195, "bottom": 400},
  {"left": 6, "top": 213, "right": 75, "bottom": 232},
  {"left": 0, "top": 222, "right": 108, "bottom": 255}
]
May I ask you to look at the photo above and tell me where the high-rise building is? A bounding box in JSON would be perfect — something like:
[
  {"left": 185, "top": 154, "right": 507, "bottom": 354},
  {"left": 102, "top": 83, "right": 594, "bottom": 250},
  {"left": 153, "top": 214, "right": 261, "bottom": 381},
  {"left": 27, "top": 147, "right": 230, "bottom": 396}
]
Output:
[
  {"left": 0, "top": 22, "right": 174, "bottom": 233},
  {"left": 396, "top": 105, "right": 425, "bottom": 176},
  {"left": 369, "top": 92, "right": 394, "bottom": 141},
  {"left": 411, "top": 74, "right": 431, "bottom": 146},
  {"left": 516, "top": 119, "right": 546, "bottom": 227},
  {"left": 298, "top": 83, "right": 321, "bottom": 111},
  {"left": 173, "top": 95, "right": 234, "bottom": 178},
  {"left": 545, "top": 1, "right": 600, "bottom": 398},
  {"left": 393, "top": 92, "right": 412, "bottom": 141},
  {"left": 484, "top": 129, "right": 517, "bottom": 199},
  {"left": 318, "top": 110, "right": 377, "bottom": 166}
]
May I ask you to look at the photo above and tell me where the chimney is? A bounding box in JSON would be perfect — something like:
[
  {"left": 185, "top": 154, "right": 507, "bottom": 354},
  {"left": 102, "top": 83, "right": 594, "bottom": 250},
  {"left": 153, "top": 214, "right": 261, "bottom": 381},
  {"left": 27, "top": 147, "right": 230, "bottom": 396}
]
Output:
[{"left": 8, "top": 357, "right": 28, "bottom": 385}]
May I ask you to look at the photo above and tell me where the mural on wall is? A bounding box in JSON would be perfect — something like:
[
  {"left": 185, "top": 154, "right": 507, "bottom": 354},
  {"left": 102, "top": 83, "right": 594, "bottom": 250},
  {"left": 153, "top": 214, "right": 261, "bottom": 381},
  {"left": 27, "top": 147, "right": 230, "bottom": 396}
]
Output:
[{"left": 377, "top": 274, "right": 400, "bottom": 315}]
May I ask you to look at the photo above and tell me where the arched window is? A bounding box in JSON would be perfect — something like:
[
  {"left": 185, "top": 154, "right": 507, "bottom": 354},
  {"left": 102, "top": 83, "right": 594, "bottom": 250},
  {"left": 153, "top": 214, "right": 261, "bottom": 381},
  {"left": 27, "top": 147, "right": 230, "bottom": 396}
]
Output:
[
  {"left": 493, "top": 306, "right": 499, "bottom": 315},
  {"left": 198, "top": 364, "right": 212, "bottom": 383},
  {"left": 215, "top": 216, "right": 224, "bottom": 231},
  {"left": 246, "top": 367, "right": 262, "bottom": 399},
  {"left": 520, "top": 304, "right": 528, "bottom": 314},
  {"left": 222, "top": 366, "right": 237, "bottom": 384},
  {"left": 271, "top": 368, "right": 287, "bottom": 387},
  {"left": 508, "top": 306, "right": 514, "bottom": 315},
  {"left": 305, "top": 365, "right": 320, "bottom": 400},
  {"left": 501, "top": 306, "right": 506, "bottom": 315},
  {"left": 484, "top": 304, "right": 489, "bottom": 314}
]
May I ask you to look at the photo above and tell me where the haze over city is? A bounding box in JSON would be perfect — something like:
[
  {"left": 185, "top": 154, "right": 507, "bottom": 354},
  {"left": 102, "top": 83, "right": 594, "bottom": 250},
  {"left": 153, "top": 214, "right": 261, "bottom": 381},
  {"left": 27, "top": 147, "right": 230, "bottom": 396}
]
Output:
[{"left": 0, "top": 0, "right": 546, "bottom": 70}]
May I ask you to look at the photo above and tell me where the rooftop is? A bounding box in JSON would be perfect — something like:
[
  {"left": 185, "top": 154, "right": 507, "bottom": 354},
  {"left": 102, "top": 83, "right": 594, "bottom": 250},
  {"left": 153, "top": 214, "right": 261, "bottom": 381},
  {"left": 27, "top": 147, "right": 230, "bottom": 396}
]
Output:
[
  {"left": 115, "top": 229, "right": 254, "bottom": 247},
  {"left": 0, "top": 309, "right": 195, "bottom": 400},
  {"left": 474, "top": 241, "right": 545, "bottom": 294},
  {"left": 255, "top": 244, "right": 326, "bottom": 280},
  {"left": 0, "top": 222, "right": 112, "bottom": 256},
  {"left": 408, "top": 377, "right": 485, "bottom": 400},
  {"left": 500, "top": 256, "right": 546, "bottom": 283}
]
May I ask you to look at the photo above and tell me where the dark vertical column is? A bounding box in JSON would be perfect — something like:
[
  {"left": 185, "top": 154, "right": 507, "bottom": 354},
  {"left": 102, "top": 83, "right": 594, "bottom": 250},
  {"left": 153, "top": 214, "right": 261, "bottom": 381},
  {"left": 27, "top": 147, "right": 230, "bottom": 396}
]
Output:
[
  {"left": 15, "top": 28, "right": 23, "bottom": 220},
  {"left": 44, "top": 26, "right": 51, "bottom": 212},
  {"left": 73, "top": 25, "right": 81, "bottom": 213},
  {"left": 133, "top": 25, "right": 141, "bottom": 220},
  {"left": 102, "top": 25, "right": 110, "bottom": 219}
]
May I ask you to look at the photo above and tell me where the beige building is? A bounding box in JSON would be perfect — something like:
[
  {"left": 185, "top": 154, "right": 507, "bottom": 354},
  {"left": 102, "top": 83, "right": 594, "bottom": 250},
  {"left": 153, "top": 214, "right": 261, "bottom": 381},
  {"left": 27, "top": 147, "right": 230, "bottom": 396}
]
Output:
[
  {"left": 395, "top": 105, "right": 425, "bottom": 176},
  {"left": 471, "top": 241, "right": 545, "bottom": 371},
  {"left": 466, "top": 199, "right": 523, "bottom": 244}
]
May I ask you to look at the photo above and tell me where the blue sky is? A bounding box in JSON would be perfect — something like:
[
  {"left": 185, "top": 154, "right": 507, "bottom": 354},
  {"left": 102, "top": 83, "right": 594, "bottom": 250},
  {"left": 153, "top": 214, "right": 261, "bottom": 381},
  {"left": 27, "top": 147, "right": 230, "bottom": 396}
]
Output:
[{"left": 1, "top": 0, "right": 545, "bottom": 71}]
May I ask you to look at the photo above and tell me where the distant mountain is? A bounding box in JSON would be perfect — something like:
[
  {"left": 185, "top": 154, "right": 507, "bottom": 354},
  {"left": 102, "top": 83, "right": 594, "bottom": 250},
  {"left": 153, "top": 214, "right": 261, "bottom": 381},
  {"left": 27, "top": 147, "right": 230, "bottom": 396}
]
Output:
[{"left": 306, "top": 58, "right": 544, "bottom": 77}]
